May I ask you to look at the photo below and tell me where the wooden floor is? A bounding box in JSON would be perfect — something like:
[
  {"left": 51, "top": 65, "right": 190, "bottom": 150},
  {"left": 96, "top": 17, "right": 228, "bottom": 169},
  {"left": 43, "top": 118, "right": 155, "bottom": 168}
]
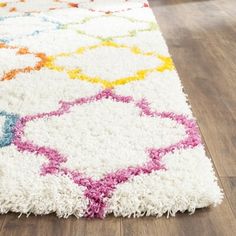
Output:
[{"left": 1, "top": 0, "right": 236, "bottom": 235}]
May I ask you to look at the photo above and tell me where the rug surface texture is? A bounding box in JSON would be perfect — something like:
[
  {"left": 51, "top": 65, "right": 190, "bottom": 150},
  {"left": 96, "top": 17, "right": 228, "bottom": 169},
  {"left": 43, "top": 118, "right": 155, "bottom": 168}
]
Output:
[{"left": 0, "top": 0, "right": 222, "bottom": 218}]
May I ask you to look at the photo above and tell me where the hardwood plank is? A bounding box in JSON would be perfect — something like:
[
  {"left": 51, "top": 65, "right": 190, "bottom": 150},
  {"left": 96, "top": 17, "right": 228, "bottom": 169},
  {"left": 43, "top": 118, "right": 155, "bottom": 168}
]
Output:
[
  {"left": 0, "top": 216, "right": 5, "bottom": 232},
  {"left": 0, "top": 214, "right": 121, "bottom": 236},
  {"left": 217, "top": 0, "right": 236, "bottom": 18},
  {"left": 121, "top": 205, "right": 236, "bottom": 236},
  {"left": 221, "top": 177, "right": 236, "bottom": 218},
  {"left": 149, "top": 0, "right": 236, "bottom": 177},
  {"left": 121, "top": 216, "right": 182, "bottom": 236},
  {"left": 169, "top": 39, "right": 236, "bottom": 177},
  {"left": 85, "top": 216, "right": 120, "bottom": 236},
  {"left": 0, "top": 213, "right": 86, "bottom": 236}
]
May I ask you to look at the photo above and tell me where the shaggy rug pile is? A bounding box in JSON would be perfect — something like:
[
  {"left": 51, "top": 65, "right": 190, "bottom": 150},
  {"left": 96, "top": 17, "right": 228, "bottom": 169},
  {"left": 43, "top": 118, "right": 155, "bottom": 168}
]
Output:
[{"left": 0, "top": 0, "right": 222, "bottom": 218}]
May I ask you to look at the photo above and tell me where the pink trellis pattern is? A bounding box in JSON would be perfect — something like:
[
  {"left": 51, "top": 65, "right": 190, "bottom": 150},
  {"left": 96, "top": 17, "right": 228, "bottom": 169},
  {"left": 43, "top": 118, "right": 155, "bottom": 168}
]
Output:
[{"left": 13, "top": 89, "right": 201, "bottom": 218}]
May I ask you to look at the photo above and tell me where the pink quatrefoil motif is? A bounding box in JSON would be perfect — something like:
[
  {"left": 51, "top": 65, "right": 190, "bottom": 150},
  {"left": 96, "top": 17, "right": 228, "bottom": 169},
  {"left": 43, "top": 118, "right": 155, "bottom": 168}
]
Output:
[{"left": 13, "top": 89, "right": 201, "bottom": 218}]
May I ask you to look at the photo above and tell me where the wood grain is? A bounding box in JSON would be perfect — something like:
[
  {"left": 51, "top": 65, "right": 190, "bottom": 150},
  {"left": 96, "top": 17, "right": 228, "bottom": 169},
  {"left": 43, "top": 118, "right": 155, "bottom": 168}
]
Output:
[
  {"left": 121, "top": 205, "right": 236, "bottom": 236},
  {"left": 150, "top": 0, "right": 236, "bottom": 177},
  {"left": 0, "top": 0, "right": 236, "bottom": 235},
  {"left": 221, "top": 177, "right": 236, "bottom": 218},
  {"left": 85, "top": 216, "right": 120, "bottom": 236},
  {"left": 0, "top": 213, "right": 87, "bottom": 236},
  {"left": 0, "top": 216, "right": 5, "bottom": 233}
]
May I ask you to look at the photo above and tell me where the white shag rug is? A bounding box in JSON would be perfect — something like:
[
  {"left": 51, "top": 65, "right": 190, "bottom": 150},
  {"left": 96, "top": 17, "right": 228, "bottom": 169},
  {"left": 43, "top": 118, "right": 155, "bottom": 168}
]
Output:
[{"left": 0, "top": 0, "right": 222, "bottom": 218}]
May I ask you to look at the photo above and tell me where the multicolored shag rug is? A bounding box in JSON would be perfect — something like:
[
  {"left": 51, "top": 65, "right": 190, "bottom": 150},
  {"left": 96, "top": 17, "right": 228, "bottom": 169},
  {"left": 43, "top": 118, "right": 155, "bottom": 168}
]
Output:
[{"left": 0, "top": 0, "right": 222, "bottom": 218}]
